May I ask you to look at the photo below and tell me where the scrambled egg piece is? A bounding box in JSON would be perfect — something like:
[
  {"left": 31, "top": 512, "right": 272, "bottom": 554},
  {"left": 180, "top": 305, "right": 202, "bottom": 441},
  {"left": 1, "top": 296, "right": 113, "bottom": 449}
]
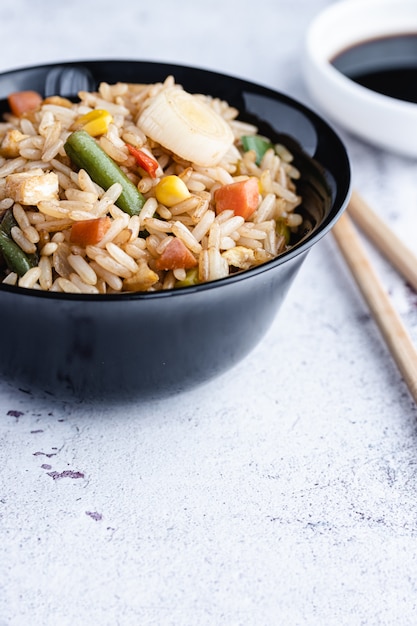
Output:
[
  {"left": 5, "top": 169, "right": 59, "bottom": 205},
  {"left": 0, "top": 129, "right": 28, "bottom": 158}
]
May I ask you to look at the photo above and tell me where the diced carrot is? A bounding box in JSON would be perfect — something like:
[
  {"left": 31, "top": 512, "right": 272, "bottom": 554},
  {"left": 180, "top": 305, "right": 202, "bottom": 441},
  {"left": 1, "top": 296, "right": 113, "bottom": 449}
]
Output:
[
  {"left": 8, "top": 91, "right": 43, "bottom": 117},
  {"left": 127, "top": 144, "right": 159, "bottom": 178},
  {"left": 214, "top": 177, "right": 260, "bottom": 220},
  {"left": 70, "top": 216, "right": 111, "bottom": 246},
  {"left": 155, "top": 237, "right": 198, "bottom": 271}
]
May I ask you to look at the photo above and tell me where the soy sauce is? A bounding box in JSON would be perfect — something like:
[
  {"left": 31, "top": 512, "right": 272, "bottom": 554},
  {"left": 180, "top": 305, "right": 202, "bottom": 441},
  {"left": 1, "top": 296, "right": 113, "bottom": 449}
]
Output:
[{"left": 331, "top": 33, "right": 417, "bottom": 103}]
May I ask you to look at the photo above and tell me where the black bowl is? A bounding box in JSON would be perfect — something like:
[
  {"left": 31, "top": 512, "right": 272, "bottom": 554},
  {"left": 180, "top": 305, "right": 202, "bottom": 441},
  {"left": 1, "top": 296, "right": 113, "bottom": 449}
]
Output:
[{"left": 0, "top": 60, "right": 351, "bottom": 400}]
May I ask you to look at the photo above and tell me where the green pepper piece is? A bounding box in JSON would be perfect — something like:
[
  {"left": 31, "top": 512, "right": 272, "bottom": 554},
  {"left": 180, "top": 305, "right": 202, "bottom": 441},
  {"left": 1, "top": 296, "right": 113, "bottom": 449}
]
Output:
[
  {"left": 174, "top": 267, "right": 199, "bottom": 288},
  {"left": 0, "top": 230, "right": 33, "bottom": 276},
  {"left": 64, "top": 130, "right": 146, "bottom": 217},
  {"left": 276, "top": 219, "right": 291, "bottom": 245},
  {"left": 241, "top": 135, "right": 274, "bottom": 165}
]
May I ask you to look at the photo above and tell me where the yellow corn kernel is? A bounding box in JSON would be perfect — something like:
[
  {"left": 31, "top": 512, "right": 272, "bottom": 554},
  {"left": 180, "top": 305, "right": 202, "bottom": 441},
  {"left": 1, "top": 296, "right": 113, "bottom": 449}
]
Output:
[
  {"left": 155, "top": 175, "right": 191, "bottom": 207},
  {"left": 74, "top": 109, "right": 113, "bottom": 137}
]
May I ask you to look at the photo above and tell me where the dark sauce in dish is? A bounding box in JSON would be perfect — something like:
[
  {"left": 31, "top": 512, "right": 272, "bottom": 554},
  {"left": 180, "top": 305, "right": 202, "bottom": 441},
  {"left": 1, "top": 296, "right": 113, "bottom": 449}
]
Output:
[{"left": 331, "top": 33, "right": 417, "bottom": 103}]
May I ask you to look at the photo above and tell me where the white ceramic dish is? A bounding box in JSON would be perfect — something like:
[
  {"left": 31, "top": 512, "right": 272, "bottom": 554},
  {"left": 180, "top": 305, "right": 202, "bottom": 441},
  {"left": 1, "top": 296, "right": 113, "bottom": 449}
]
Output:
[{"left": 303, "top": 0, "right": 417, "bottom": 157}]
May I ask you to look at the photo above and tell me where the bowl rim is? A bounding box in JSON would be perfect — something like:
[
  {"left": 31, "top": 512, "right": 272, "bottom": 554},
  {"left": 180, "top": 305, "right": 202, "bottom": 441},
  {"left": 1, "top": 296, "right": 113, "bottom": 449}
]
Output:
[{"left": 0, "top": 58, "right": 351, "bottom": 301}]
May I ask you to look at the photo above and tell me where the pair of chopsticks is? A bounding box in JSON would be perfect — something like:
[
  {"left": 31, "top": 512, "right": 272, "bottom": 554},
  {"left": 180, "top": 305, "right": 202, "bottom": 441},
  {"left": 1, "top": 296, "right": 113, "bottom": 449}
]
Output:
[{"left": 332, "top": 189, "right": 417, "bottom": 404}]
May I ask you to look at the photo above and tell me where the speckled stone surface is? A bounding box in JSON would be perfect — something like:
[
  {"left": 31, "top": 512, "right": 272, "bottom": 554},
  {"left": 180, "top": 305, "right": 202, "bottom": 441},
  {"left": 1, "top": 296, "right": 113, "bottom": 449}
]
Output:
[{"left": 1, "top": 1, "right": 417, "bottom": 625}]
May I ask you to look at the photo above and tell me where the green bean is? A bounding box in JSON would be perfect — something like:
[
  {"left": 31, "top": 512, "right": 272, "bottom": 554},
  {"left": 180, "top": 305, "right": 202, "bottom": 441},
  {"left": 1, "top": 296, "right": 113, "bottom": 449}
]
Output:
[
  {"left": 1, "top": 209, "right": 39, "bottom": 270},
  {"left": 0, "top": 208, "right": 17, "bottom": 237},
  {"left": 0, "top": 230, "right": 33, "bottom": 276},
  {"left": 64, "top": 130, "right": 146, "bottom": 217}
]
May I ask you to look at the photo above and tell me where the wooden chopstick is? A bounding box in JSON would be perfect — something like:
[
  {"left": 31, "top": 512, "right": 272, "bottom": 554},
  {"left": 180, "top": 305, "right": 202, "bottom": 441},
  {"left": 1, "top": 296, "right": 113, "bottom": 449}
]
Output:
[
  {"left": 332, "top": 202, "right": 417, "bottom": 404},
  {"left": 348, "top": 189, "right": 417, "bottom": 292}
]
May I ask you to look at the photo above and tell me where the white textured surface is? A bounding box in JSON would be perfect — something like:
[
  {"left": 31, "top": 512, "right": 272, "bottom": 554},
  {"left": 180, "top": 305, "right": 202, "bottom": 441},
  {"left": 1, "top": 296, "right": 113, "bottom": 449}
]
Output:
[{"left": 1, "top": 1, "right": 417, "bottom": 625}]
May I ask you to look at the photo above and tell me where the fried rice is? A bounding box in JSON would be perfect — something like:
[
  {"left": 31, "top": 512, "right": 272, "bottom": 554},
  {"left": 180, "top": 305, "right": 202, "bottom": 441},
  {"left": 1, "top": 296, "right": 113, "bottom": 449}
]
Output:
[{"left": 0, "top": 75, "right": 303, "bottom": 294}]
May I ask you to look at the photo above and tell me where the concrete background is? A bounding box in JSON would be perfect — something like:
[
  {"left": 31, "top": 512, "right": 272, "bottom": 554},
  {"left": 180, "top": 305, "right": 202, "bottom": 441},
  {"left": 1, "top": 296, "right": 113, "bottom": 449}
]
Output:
[{"left": 1, "top": 1, "right": 417, "bottom": 624}]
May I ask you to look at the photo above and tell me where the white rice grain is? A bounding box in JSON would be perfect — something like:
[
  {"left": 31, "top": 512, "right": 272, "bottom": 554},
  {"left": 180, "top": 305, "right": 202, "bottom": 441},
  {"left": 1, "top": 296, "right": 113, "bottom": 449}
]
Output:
[
  {"left": 38, "top": 201, "right": 69, "bottom": 219},
  {"left": 145, "top": 234, "right": 164, "bottom": 257},
  {"left": 65, "top": 188, "right": 98, "bottom": 203},
  {"left": 19, "top": 118, "right": 37, "bottom": 136},
  {"left": 84, "top": 245, "right": 102, "bottom": 261},
  {"left": 40, "top": 241, "right": 58, "bottom": 256},
  {"left": 198, "top": 249, "right": 209, "bottom": 283},
  {"left": 169, "top": 195, "right": 200, "bottom": 216},
  {"left": 41, "top": 104, "right": 77, "bottom": 124},
  {"left": 13, "top": 203, "right": 31, "bottom": 230},
  {"left": 265, "top": 227, "right": 277, "bottom": 255},
  {"left": 57, "top": 277, "right": 82, "bottom": 294},
  {"left": 38, "top": 255, "right": 53, "bottom": 290},
  {"left": 237, "top": 236, "right": 262, "bottom": 249},
  {"left": 220, "top": 236, "right": 237, "bottom": 250},
  {"left": 2, "top": 272, "right": 18, "bottom": 285},
  {"left": 94, "top": 253, "right": 133, "bottom": 279},
  {"left": 67, "top": 253, "right": 98, "bottom": 285},
  {"left": 69, "top": 210, "right": 97, "bottom": 222},
  {"left": 127, "top": 215, "right": 141, "bottom": 241},
  {"left": 143, "top": 217, "right": 173, "bottom": 234},
  {"left": 90, "top": 260, "right": 124, "bottom": 291},
  {"left": 11, "top": 226, "right": 37, "bottom": 254},
  {"left": 214, "top": 209, "right": 234, "bottom": 224},
  {"left": 105, "top": 242, "right": 139, "bottom": 274},
  {"left": 186, "top": 179, "right": 206, "bottom": 193},
  {"left": 123, "top": 242, "right": 147, "bottom": 260},
  {"left": 99, "top": 136, "right": 128, "bottom": 164},
  {"left": 69, "top": 273, "right": 100, "bottom": 294},
  {"left": 36, "top": 218, "right": 72, "bottom": 233},
  {"left": 27, "top": 211, "right": 46, "bottom": 225},
  {"left": 96, "top": 214, "right": 129, "bottom": 247},
  {"left": 137, "top": 176, "right": 155, "bottom": 194},
  {"left": 77, "top": 168, "right": 103, "bottom": 195},
  {"left": 208, "top": 221, "right": 221, "bottom": 249},
  {"left": 238, "top": 225, "right": 267, "bottom": 240},
  {"left": 18, "top": 267, "right": 41, "bottom": 289},
  {"left": 139, "top": 197, "right": 159, "bottom": 227},
  {"left": 156, "top": 236, "right": 174, "bottom": 255},
  {"left": 156, "top": 205, "right": 172, "bottom": 220},
  {"left": 254, "top": 193, "right": 276, "bottom": 223},
  {"left": 286, "top": 213, "right": 303, "bottom": 228},
  {"left": 272, "top": 181, "right": 299, "bottom": 203},
  {"left": 172, "top": 221, "right": 202, "bottom": 254},
  {"left": 191, "top": 193, "right": 210, "bottom": 223},
  {"left": 191, "top": 209, "right": 215, "bottom": 243},
  {"left": 23, "top": 225, "right": 40, "bottom": 244},
  {"left": 173, "top": 268, "right": 186, "bottom": 281},
  {"left": 42, "top": 123, "right": 63, "bottom": 162},
  {"left": 51, "top": 232, "right": 66, "bottom": 243},
  {"left": 162, "top": 272, "right": 176, "bottom": 290},
  {"left": 0, "top": 157, "right": 27, "bottom": 177},
  {"left": 20, "top": 149, "right": 43, "bottom": 161},
  {"left": 275, "top": 143, "right": 294, "bottom": 162},
  {"left": 0, "top": 198, "right": 13, "bottom": 210},
  {"left": 219, "top": 216, "right": 245, "bottom": 238},
  {"left": 208, "top": 247, "right": 229, "bottom": 281},
  {"left": 50, "top": 278, "right": 63, "bottom": 292}
]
